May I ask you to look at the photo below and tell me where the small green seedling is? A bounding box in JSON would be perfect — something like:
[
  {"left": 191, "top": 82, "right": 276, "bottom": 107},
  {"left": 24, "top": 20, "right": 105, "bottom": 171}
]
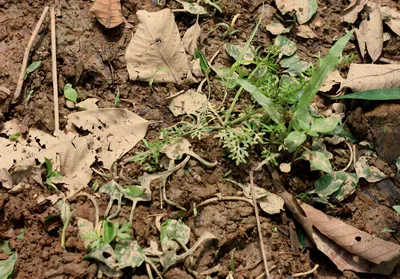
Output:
[
  {"left": 26, "top": 89, "right": 35, "bottom": 102},
  {"left": 24, "top": 61, "right": 41, "bottom": 80},
  {"left": 203, "top": 0, "right": 222, "bottom": 13},
  {"left": 43, "top": 157, "right": 62, "bottom": 192},
  {"left": 114, "top": 88, "right": 120, "bottom": 107},
  {"left": 63, "top": 83, "right": 78, "bottom": 103},
  {"left": 8, "top": 132, "right": 21, "bottom": 142},
  {"left": 209, "top": 13, "right": 240, "bottom": 40}
]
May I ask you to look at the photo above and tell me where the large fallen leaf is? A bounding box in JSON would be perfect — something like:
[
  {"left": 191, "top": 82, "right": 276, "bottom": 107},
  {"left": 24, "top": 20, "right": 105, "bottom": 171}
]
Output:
[
  {"left": 341, "top": 64, "right": 400, "bottom": 92},
  {"left": 355, "top": 2, "right": 383, "bottom": 62},
  {"left": 282, "top": 192, "right": 400, "bottom": 275},
  {"left": 1, "top": 109, "right": 148, "bottom": 197},
  {"left": 90, "top": 0, "right": 123, "bottom": 29},
  {"left": 125, "top": 9, "right": 194, "bottom": 85},
  {"left": 68, "top": 108, "right": 149, "bottom": 169},
  {"left": 275, "top": 0, "right": 318, "bottom": 24},
  {"left": 182, "top": 22, "right": 201, "bottom": 56}
]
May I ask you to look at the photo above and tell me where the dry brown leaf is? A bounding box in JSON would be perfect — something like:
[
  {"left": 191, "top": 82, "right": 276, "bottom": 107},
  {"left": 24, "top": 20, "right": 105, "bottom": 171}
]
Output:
[
  {"left": 125, "top": 9, "right": 194, "bottom": 85},
  {"left": 282, "top": 192, "right": 400, "bottom": 275},
  {"left": 320, "top": 71, "right": 344, "bottom": 92},
  {"left": 168, "top": 89, "right": 207, "bottom": 117},
  {"left": 68, "top": 108, "right": 149, "bottom": 169},
  {"left": 266, "top": 22, "right": 292, "bottom": 35},
  {"left": 356, "top": 2, "right": 383, "bottom": 62},
  {"left": 381, "top": 6, "right": 400, "bottom": 36},
  {"left": 343, "top": 0, "right": 368, "bottom": 23},
  {"left": 296, "top": 24, "right": 317, "bottom": 38},
  {"left": 90, "top": 0, "right": 123, "bottom": 29},
  {"left": 342, "top": 64, "right": 400, "bottom": 92},
  {"left": 182, "top": 21, "right": 201, "bottom": 56}
]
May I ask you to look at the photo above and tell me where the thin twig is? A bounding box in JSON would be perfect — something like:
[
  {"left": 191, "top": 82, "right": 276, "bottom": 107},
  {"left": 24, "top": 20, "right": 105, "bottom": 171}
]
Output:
[
  {"left": 50, "top": 7, "right": 59, "bottom": 131},
  {"left": 76, "top": 192, "right": 99, "bottom": 227},
  {"left": 14, "top": 6, "right": 50, "bottom": 102},
  {"left": 196, "top": 195, "right": 254, "bottom": 209},
  {"left": 340, "top": 141, "right": 354, "bottom": 172},
  {"left": 255, "top": 265, "right": 277, "bottom": 279},
  {"left": 291, "top": 264, "right": 319, "bottom": 277},
  {"left": 250, "top": 169, "right": 271, "bottom": 279}
]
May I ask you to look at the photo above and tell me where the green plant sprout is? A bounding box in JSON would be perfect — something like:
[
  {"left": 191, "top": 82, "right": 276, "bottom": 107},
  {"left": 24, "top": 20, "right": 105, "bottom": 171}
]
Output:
[
  {"left": 209, "top": 13, "right": 240, "bottom": 40},
  {"left": 43, "top": 157, "right": 61, "bottom": 192}
]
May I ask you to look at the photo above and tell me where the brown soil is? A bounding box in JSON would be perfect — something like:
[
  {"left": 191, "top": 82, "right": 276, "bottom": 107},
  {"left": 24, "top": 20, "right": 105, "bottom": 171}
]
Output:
[{"left": 1, "top": 0, "right": 400, "bottom": 279}]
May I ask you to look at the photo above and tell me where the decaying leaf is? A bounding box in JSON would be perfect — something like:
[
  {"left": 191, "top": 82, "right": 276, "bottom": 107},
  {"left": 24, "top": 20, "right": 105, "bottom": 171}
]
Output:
[
  {"left": 354, "top": 156, "right": 387, "bottom": 183},
  {"left": 168, "top": 89, "right": 207, "bottom": 117},
  {"left": 355, "top": 2, "right": 383, "bottom": 62},
  {"left": 175, "top": 0, "right": 207, "bottom": 15},
  {"left": 76, "top": 98, "right": 99, "bottom": 110},
  {"left": 160, "top": 219, "right": 190, "bottom": 252},
  {"left": 274, "top": 35, "right": 297, "bottom": 59},
  {"left": 76, "top": 217, "right": 95, "bottom": 249},
  {"left": 320, "top": 70, "right": 344, "bottom": 92},
  {"left": 125, "top": 9, "right": 194, "bottom": 85},
  {"left": 300, "top": 150, "right": 333, "bottom": 173},
  {"left": 331, "top": 173, "right": 359, "bottom": 202},
  {"left": 283, "top": 192, "right": 400, "bottom": 275},
  {"left": 225, "top": 43, "right": 255, "bottom": 62},
  {"left": 275, "top": 0, "right": 318, "bottom": 24},
  {"left": 90, "top": 0, "right": 124, "bottom": 29},
  {"left": 115, "top": 241, "right": 145, "bottom": 269},
  {"left": 341, "top": 64, "right": 400, "bottom": 92},
  {"left": 182, "top": 21, "right": 201, "bottom": 56},
  {"left": 296, "top": 24, "right": 317, "bottom": 39},
  {"left": 1, "top": 109, "right": 148, "bottom": 197},
  {"left": 266, "top": 21, "right": 292, "bottom": 35},
  {"left": 381, "top": 6, "right": 400, "bottom": 36},
  {"left": 342, "top": 0, "right": 368, "bottom": 23},
  {"left": 68, "top": 108, "right": 149, "bottom": 169},
  {"left": 258, "top": 193, "right": 285, "bottom": 215}
]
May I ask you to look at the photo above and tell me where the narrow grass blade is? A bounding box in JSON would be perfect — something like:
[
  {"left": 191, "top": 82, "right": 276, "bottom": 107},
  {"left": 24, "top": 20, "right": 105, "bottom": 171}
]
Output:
[
  {"left": 334, "top": 88, "right": 400, "bottom": 100},
  {"left": 236, "top": 79, "right": 284, "bottom": 124},
  {"left": 297, "top": 31, "right": 354, "bottom": 110}
]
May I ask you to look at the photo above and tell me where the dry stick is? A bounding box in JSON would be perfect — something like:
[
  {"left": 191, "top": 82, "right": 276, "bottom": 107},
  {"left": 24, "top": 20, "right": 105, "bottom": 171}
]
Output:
[
  {"left": 13, "top": 6, "right": 50, "bottom": 102},
  {"left": 50, "top": 7, "right": 60, "bottom": 132},
  {"left": 291, "top": 264, "right": 319, "bottom": 277},
  {"left": 250, "top": 169, "right": 271, "bottom": 279}
]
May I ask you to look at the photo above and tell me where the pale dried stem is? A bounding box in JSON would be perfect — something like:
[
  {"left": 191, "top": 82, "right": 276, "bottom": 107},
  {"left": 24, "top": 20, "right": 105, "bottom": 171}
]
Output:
[
  {"left": 340, "top": 141, "right": 354, "bottom": 172},
  {"left": 51, "top": 7, "right": 60, "bottom": 132},
  {"left": 291, "top": 264, "right": 319, "bottom": 277},
  {"left": 14, "top": 6, "right": 49, "bottom": 102},
  {"left": 250, "top": 169, "right": 271, "bottom": 279}
]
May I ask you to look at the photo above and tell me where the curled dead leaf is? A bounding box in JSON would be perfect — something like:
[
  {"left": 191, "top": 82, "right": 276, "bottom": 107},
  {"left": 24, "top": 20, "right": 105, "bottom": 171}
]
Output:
[
  {"left": 90, "top": 0, "right": 123, "bottom": 29},
  {"left": 283, "top": 191, "right": 400, "bottom": 275}
]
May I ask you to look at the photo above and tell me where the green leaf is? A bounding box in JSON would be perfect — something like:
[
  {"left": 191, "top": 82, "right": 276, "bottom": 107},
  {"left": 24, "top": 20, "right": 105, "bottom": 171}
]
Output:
[
  {"left": 397, "top": 157, "right": 400, "bottom": 175},
  {"left": 63, "top": 83, "right": 78, "bottom": 103},
  {"left": 84, "top": 244, "right": 121, "bottom": 276},
  {"left": 124, "top": 186, "right": 144, "bottom": 198},
  {"left": 115, "top": 241, "right": 145, "bottom": 269},
  {"left": 160, "top": 250, "right": 177, "bottom": 272},
  {"left": 160, "top": 219, "right": 190, "bottom": 252},
  {"left": 0, "top": 252, "right": 17, "bottom": 279},
  {"left": 295, "top": 0, "right": 318, "bottom": 24},
  {"left": 176, "top": 0, "right": 207, "bottom": 15},
  {"left": 0, "top": 240, "right": 13, "bottom": 255},
  {"left": 310, "top": 171, "right": 347, "bottom": 197},
  {"left": 334, "top": 88, "right": 400, "bottom": 101},
  {"left": 236, "top": 79, "right": 284, "bottom": 124},
  {"left": 310, "top": 117, "right": 340, "bottom": 134},
  {"left": 296, "top": 31, "right": 353, "bottom": 112},
  {"left": 8, "top": 132, "right": 21, "bottom": 142},
  {"left": 300, "top": 150, "right": 333, "bottom": 173},
  {"left": 194, "top": 48, "right": 210, "bottom": 74},
  {"left": 274, "top": 35, "right": 297, "bottom": 58},
  {"left": 392, "top": 205, "right": 400, "bottom": 214},
  {"left": 17, "top": 229, "right": 24, "bottom": 241},
  {"left": 102, "top": 220, "right": 119, "bottom": 244},
  {"left": 354, "top": 156, "right": 387, "bottom": 183},
  {"left": 284, "top": 131, "right": 307, "bottom": 153},
  {"left": 331, "top": 173, "right": 359, "bottom": 201},
  {"left": 225, "top": 43, "right": 255, "bottom": 62},
  {"left": 280, "top": 53, "right": 310, "bottom": 75},
  {"left": 24, "top": 61, "right": 41, "bottom": 79},
  {"left": 57, "top": 200, "right": 71, "bottom": 224}
]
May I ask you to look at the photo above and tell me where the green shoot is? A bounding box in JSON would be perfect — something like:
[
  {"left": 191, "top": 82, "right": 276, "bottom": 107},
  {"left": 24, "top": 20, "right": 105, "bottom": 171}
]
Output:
[
  {"left": 26, "top": 89, "right": 35, "bottom": 102},
  {"left": 114, "top": 88, "right": 120, "bottom": 107},
  {"left": 334, "top": 88, "right": 400, "bottom": 101},
  {"left": 8, "top": 132, "right": 21, "bottom": 142},
  {"left": 43, "top": 158, "right": 62, "bottom": 192},
  {"left": 63, "top": 84, "right": 78, "bottom": 103},
  {"left": 209, "top": 14, "right": 240, "bottom": 40},
  {"left": 24, "top": 61, "right": 41, "bottom": 80}
]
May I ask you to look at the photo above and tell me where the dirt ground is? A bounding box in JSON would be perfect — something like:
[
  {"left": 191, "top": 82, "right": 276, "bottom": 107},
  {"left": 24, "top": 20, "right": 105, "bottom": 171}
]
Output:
[{"left": 1, "top": 0, "right": 400, "bottom": 278}]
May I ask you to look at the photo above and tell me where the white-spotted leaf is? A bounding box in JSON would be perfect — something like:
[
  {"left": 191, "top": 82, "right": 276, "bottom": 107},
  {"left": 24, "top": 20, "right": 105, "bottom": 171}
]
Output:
[
  {"left": 284, "top": 131, "right": 307, "bottom": 153},
  {"left": 310, "top": 171, "right": 347, "bottom": 197},
  {"left": 274, "top": 35, "right": 297, "bottom": 59},
  {"left": 354, "top": 156, "right": 387, "bottom": 183},
  {"left": 301, "top": 150, "right": 333, "bottom": 173},
  {"left": 160, "top": 219, "right": 190, "bottom": 252},
  {"left": 0, "top": 252, "right": 17, "bottom": 279},
  {"left": 115, "top": 241, "right": 145, "bottom": 269}
]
